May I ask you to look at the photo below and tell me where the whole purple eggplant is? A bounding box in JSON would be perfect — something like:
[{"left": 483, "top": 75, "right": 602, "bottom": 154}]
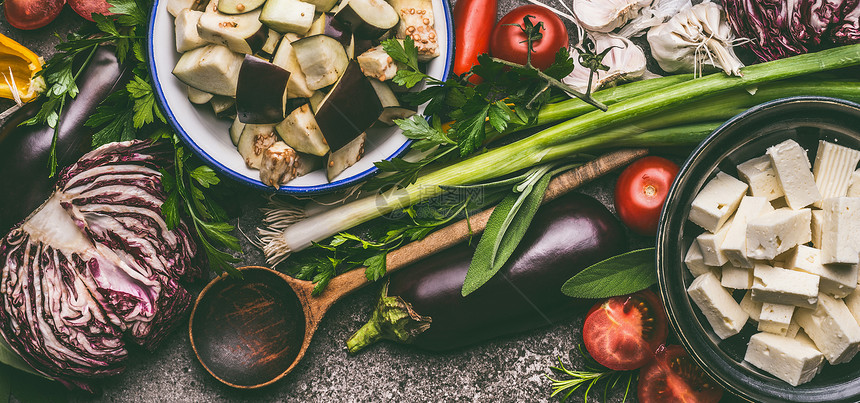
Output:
[
  {"left": 0, "top": 46, "right": 129, "bottom": 233},
  {"left": 346, "top": 193, "right": 627, "bottom": 352}
]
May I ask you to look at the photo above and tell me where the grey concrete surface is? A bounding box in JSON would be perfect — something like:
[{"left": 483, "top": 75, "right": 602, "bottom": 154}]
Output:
[{"left": 0, "top": 2, "right": 741, "bottom": 402}]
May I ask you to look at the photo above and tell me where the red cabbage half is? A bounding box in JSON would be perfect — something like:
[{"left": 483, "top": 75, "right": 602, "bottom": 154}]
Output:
[
  {"left": 725, "top": 0, "right": 860, "bottom": 61},
  {"left": 0, "top": 140, "right": 205, "bottom": 391}
]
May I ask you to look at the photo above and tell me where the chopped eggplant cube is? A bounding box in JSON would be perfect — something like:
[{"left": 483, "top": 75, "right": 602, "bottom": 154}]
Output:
[
  {"left": 173, "top": 44, "right": 244, "bottom": 96},
  {"left": 236, "top": 55, "right": 291, "bottom": 124},
  {"left": 315, "top": 61, "right": 383, "bottom": 150},
  {"left": 276, "top": 104, "right": 330, "bottom": 156},
  {"left": 196, "top": 9, "right": 267, "bottom": 55},
  {"left": 327, "top": 133, "right": 366, "bottom": 181},
  {"left": 291, "top": 35, "right": 350, "bottom": 90},
  {"left": 332, "top": 0, "right": 400, "bottom": 40},
  {"left": 260, "top": 0, "right": 316, "bottom": 34}
]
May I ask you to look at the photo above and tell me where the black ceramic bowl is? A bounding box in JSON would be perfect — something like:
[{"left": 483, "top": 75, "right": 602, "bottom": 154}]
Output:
[{"left": 657, "top": 96, "right": 860, "bottom": 402}]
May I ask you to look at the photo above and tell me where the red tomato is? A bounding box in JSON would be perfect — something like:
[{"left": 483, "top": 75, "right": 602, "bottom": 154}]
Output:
[
  {"left": 452, "top": 0, "right": 497, "bottom": 83},
  {"left": 614, "top": 156, "right": 679, "bottom": 236},
  {"left": 68, "top": 0, "right": 112, "bottom": 22},
  {"left": 638, "top": 345, "right": 724, "bottom": 403},
  {"left": 4, "top": 0, "right": 65, "bottom": 30},
  {"left": 489, "top": 5, "right": 569, "bottom": 70},
  {"left": 582, "top": 289, "right": 668, "bottom": 371}
]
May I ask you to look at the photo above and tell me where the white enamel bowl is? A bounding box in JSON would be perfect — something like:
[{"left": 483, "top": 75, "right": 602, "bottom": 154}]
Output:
[{"left": 147, "top": 0, "right": 453, "bottom": 193}]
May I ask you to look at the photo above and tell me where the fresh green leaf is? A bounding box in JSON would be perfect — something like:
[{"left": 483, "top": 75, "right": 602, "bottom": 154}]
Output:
[
  {"left": 0, "top": 338, "right": 45, "bottom": 379},
  {"left": 161, "top": 191, "right": 181, "bottom": 230},
  {"left": 364, "top": 253, "right": 387, "bottom": 282},
  {"left": 381, "top": 38, "right": 409, "bottom": 67},
  {"left": 461, "top": 169, "right": 552, "bottom": 296},
  {"left": 452, "top": 103, "right": 490, "bottom": 157},
  {"left": 561, "top": 248, "right": 657, "bottom": 299},
  {"left": 487, "top": 100, "right": 512, "bottom": 133},
  {"left": 190, "top": 165, "right": 220, "bottom": 188},
  {"left": 543, "top": 47, "right": 576, "bottom": 80},
  {"left": 392, "top": 70, "right": 427, "bottom": 88},
  {"left": 394, "top": 115, "right": 454, "bottom": 151}
]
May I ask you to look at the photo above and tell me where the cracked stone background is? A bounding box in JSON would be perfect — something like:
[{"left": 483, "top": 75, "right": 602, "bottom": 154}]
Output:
[{"left": 0, "top": 2, "right": 748, "bottom": 402}]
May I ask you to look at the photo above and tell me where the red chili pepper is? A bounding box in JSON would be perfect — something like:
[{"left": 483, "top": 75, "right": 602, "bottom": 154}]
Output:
[{"left": 452, "top": 0, "right": 497, "bottom": 83}]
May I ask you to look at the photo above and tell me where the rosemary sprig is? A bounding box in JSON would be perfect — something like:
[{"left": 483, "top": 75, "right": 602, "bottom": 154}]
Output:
[{"left": 547, "top": 350, "right": 637, "bottom": 402}]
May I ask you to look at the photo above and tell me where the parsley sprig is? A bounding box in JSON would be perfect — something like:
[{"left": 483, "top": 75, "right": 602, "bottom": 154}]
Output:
[
  {"left": 366, "top": 18, "right": 610, "bottom": 192},
  {"left": 30, "top": 0, "right": 241, "bottom": 275}
]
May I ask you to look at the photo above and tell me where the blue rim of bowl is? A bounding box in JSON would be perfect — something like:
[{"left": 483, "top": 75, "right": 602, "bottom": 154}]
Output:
[
  {"left": 147, "top": 0, "right": 454, "bottom": 194},
  {"left": 656, "top": 96, "right": 860, "bottom": 402}
]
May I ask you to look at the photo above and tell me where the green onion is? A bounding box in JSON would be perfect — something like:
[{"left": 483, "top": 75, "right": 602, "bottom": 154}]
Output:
[{"left": 260, "top": 44, "right": 860, "bottom": 263}]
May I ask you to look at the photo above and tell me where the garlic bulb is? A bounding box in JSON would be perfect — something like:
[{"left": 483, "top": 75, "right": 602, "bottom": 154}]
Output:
[
  {"left": 573, "top": 0, "right": 652, "bottom": 33},
  {"left": 647, "top": 1, "right": 744, "bottom": 77},
  {"left": 617, "top": 0, "right": 690, "bottom": 38},
  {"left": 562, "top": 33, "right": 647, "bottom": 94}
]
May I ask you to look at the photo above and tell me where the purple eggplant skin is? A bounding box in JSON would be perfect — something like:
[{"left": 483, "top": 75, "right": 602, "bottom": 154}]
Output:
[
  {"left": 361, "top": 193, "right": 627, "bottom": 351},
  {"left": 0, "top": 46, "right": 130, "bottom": 234},
  {"left": 236, "top": 55, "right": 290, "bottom": 124}
]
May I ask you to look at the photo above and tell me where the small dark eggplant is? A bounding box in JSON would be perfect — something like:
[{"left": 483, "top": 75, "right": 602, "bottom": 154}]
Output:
[
  {"left": 236, "top": 55, "right": 290, "bottom": 124},
  {"left": 0, "top": 46, "right": 129, "bottom": 234},
  {"left": 346, "top": 193, "right": 627, "bottom": 352}
]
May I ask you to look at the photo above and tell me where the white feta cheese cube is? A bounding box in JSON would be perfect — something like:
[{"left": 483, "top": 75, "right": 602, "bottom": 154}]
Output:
[
  {"left": 787, "top": 320, "right": 801, "bottom": 338},
  {"left": 813, "top": 140, "right": 860, "bottom": 207},
  {"left": 843, "top": 287, "right": 860, "bottom": 326},
  {"left": 758, "top": 303, "right": 795, "bottom": 336},
  {"left": 721, "top": 196, "right": 773, "bottom": 268},
  {"left": 848, "top": 168, "right": 860, "bottom": 197},
  {"left": 752, "top": 264, "right": 819, "bottom": 309},
  {"left": 697, "top": 223, "right": 731, "bottom": 267},
  {"left": 746, "top": 208, "right": 812, "bottom": 260},
  {"left": 767, "top": 139, "right": 822, "bottom": 209},
  {"left": 684, "top": 242, "right": 718, "bottom": 278},
  {"left": 811, "top": 209, "right": 825, "bottom": 249},
  {"left": 721, "top": 264, "right": 753, "bottom": 289},
  {"left": 788, "top": 245, "right": 858, "bottom": 298},
  {"left": 770, "top": 197, "right": 789, "bottom": 209},
  {"left": 795, "top": 293, "right": 860, "bottom": 364},
  {"left": 688, "top": 272, "right": 749, "bottom": 339},
  {"left": 744, "top": 332, "right": 824, "bottom": 386},
  {"left": 737, "top": 155, "right": 784, "bottom": 201},
  {"left": 689, "top": 172, "right": 748, "bottom": 232},
  {"left": 740, "top": 290, "right": 763, "bottom": 322},
  {"left": 821, "top": 197, "right": 860, "bottom": 264}
]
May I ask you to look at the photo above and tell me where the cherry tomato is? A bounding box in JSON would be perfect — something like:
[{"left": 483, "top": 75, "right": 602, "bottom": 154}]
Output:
[
  {"left": 614, "top": 156, "right": 679, "bottom": 236},
  {"left": 68, "top": 0, "right": 112, "bottom": 22},
  {"left": 638, "top": 345, "right": 724, "bottom": 403},
  {"left": 452, "top": 0, "right": 497, "bottom": 83},
  {"left": 4, "top": 0, "right": 66, "bottom": 30},
  {"left": 489, "top": 5, "right": 569, "bottom": 71},
  {"left": 582, "top": 289, "right": 668, "bottom": 371}
]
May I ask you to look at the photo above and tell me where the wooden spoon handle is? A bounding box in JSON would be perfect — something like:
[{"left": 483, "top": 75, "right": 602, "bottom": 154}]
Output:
[{"left": 317, "top": 148, "right": 649, "bottom": 304}]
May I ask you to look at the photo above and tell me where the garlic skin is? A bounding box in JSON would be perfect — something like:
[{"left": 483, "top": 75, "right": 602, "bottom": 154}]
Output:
[
  {"left": 617, "top": 0, "right": 690, "bottom": 38},
  {"left": 573, "top": 0, "right": 653, "bottom": 33},
  {"left": 563, "top": 33, "right": 647, "bottom": 94},
  {"left": 647, "top": 1, "right": 744, "bottom": 77}
]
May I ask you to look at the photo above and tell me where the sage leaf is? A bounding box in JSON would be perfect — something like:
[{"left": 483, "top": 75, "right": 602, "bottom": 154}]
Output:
[
  {"left": 462, "top": 170, "right": 552, "bottom": 296},
  {"left": 0, "top": 337, "right": 46, "bottom": 379},
  {"left": 561, "top": 248, "right": 657, "bottom": 299}
]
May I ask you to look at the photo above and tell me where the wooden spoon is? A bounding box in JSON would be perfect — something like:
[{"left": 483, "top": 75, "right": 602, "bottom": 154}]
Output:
[{"left": 188, "top": 148, "right": 648, "bottom": 389}]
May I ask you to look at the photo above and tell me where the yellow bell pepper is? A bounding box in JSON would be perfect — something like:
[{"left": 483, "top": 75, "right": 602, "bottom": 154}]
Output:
[{"left": 0, "top": 33, "right": 45, "bottom": 105}]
